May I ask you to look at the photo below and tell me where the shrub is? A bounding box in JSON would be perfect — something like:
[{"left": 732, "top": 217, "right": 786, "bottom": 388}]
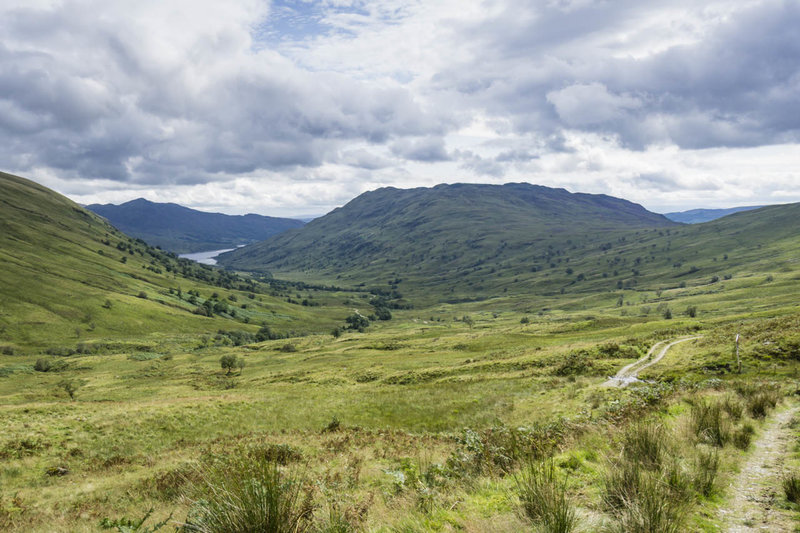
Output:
[
  {"left": 520, "top": 316, "right": 530, "bottom": 324},
  {"left": 57, "top": 379, "right": 81, "bottom": 400},
  {"left": 516, "top": 458, "right": 579, "bottom": 533},
  {"left": 33, "top": 358, "right": 51, "bottom": 372},
  {"left": 279, "top": 344, "right": 297, "bottom": 353},
  {"left": 137, "top": 291, "right": 148, "bottom": 299}
]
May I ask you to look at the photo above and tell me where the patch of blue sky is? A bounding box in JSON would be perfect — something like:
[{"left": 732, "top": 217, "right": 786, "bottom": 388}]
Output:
[{"left": 252, "top": 0, "right": 371, "bottom": 48}]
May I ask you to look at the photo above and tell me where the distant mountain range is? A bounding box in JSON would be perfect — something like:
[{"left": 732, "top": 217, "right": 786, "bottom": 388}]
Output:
[
  {"left": 86, "top": 198, "right": 304, "bottom": 253},
  {"left": 664, "top": 206, "right": 766, "bottom": 224}
]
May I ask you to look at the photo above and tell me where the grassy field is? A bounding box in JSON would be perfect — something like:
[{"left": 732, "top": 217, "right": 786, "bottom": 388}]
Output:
[{"left": 2, "top": 172, "right": 800, "bottom": 531}]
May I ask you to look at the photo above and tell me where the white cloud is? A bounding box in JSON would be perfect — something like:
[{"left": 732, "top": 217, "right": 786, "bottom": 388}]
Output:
[{"left": 0, "top": 0, "right": 798, "bottom": 215}]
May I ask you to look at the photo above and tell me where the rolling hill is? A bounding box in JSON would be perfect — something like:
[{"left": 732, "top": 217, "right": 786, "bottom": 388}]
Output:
[
  {"left": 0, "top": 171, "right": 348, "bottom": 351},
  {"left": 664, "top": 206, "right": 766, "bottom": 224},
  {"left": 219, "top": 183, "right": 800, "bottom": 306},
  {"left": 87, "top": 198, "right": 304, "bottom": 253}
]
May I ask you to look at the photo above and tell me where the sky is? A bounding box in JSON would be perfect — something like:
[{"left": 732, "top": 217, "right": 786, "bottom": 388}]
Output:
[{"left": 1, "top": 0, "right": 799, "bottom": 217}]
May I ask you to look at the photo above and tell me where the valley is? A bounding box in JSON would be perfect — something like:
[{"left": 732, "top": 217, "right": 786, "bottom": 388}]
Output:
[{"left": 1, "top": 171, "right": 800, "bottom": 532}]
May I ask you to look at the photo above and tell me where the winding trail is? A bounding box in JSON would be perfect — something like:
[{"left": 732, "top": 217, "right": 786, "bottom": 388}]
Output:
[
  {"left": 602, "top": 336, "right": 701, "bottom": 387},
  {"left": 719, "top": 403, "right": 799, "bottom": 532}
]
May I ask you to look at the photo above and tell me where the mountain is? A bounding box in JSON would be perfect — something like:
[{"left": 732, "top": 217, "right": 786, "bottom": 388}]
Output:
[
  {"left": 218, "top": 183, "right": 677, "bottom": 299},
  {"left": 664, "top": 206, "right": 766, "bottom": 224},
  {"left": 86, "top": 198, "right": 305, "bottom": 253},
  {"left": 218, "top": 183, "right": 800, "bottom": 305},
  {"left": 0, "top": 171, "right": 343, "bottom": 350}
]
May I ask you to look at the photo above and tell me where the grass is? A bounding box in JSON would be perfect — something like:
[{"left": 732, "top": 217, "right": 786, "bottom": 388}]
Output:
[
  {"left": 2, "top": 171, "right": 800, "bottom": 531},
  {"left": 515, "top": 459, "right": 578, "bottom": 533}
]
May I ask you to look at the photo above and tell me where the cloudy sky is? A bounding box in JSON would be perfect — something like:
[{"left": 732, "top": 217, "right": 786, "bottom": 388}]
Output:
[{"left": 2, "top": 0, "right": 799, "bottom": 216}]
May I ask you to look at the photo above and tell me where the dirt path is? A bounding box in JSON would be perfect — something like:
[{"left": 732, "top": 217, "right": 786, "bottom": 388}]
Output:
[
  {"left": 602, "top": 336, "right": 701, "bottom": 387},
  {"left": 720, "top": 403, "right": 799, "bottom": 532}
]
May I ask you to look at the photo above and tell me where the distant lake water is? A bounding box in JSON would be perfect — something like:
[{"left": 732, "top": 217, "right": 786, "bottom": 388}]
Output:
[{"left": 179, "top": 247, "right": 238, "bottom": 265}]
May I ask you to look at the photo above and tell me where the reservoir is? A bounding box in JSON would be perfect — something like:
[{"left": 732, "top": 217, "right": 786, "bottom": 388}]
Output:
[{"left": 178, "top": 248, "right": 235, "bottom": 265}]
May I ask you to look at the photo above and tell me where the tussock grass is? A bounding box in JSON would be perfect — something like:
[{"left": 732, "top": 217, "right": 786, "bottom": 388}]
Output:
[
  {"left": 692, "top": 447, "right": 720, "bottom": 497},
  {"left": 516, "top": 458, "right": 579, "bottom": 533},
  {"left": 783, "top": 472, "right": 800, "bottom": 504},
  {"left": 746, "top": 391, "right": 780, "bottom": 419},
  {"left": 689, "top": 401, "right": 730, "bottom": 447},
  {"left": 603, "top": 472, "right": 689, "bottom": 533},
  {"left": 621, "top": 421, "right": 666, "bottom": 470},
  {"left": 182, "top": 455, "right": 313, "bottom": 533}
]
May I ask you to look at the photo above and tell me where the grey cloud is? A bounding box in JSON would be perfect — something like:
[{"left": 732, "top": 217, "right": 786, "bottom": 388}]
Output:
[
  {"left": 0, "top": 2, "right": 443, "bottom": 184},
  {"left": 438, "top": 0, "right": 800, "bottom": 150},
  {"left": 390, "top": 136, "right": 450, "bottom": 162}
]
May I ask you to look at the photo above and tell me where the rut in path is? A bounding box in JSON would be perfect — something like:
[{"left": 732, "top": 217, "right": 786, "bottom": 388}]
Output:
[{"left": 720, "top": 403, "right": 799, "bottom": 532}]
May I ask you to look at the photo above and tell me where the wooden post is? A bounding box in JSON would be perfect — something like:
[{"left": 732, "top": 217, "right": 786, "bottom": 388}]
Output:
[{"left": 735, "top": 333, "right": 741, "bottom": 374}]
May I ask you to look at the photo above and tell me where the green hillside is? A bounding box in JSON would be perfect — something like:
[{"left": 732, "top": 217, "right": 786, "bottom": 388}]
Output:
[
  {"left": 87, "top": 198, "right": 304, "bottom": 253},
  {"left": 219, "top": 183, "right": 799, "bottom": 308},
  {"left": 219, "top": 183, "right": 676, "bottom": 297},
  {"left": 0, "top": 171, "right": 351, "bottom": 352}
]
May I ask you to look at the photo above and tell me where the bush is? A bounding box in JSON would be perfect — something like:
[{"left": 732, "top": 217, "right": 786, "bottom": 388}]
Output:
[
  {"left": 279, "top": 344, "right": 297, "bottom": 353},
  {"left": 516, "top": 458, "right": 579, "bottom": 533},
  {"left": 137, "top": 291, "right": 148, "bottom": 299},
  {"left": 33, "top": 358, "right": 51, "bottom": 372}
]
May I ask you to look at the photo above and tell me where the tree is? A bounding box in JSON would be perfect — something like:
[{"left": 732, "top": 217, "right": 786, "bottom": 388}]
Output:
[
  {"left": 345, "top": 313, "right": 370, "bottom": 331},
  {"left": 462, "top": 315, "right": 475, "bottom": 328},
  {"left": 220, "top": 354, "right": 241, "bottom": 375},
  {"left": 58, "top": 379, "right": 81, "bottom": 400}
]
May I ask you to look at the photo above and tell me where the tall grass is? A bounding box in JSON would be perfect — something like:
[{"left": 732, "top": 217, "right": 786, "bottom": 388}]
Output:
[
  {"left": 622, "top": 422, "right": 666, "bottom": 471},
  {"left": 689, "top": 401, "right": 730, "bottom": 447},
  {"left": 182, "top": 454, "right": 312, "bottom": 533},
  {"left": 516, "top": 458, "right": 579, "bottom": 533},
  {"left": 604, "top": 472, "right": 689, "bottom": 533},
  {"left": 746, "top": 391, "right": 780, "bottom": 419},
  {"left": 783, "top": 472, "right": 800, "bottom": 504},
  {"left": 692, "top": 447, "right": 719, "bottom": 497}
]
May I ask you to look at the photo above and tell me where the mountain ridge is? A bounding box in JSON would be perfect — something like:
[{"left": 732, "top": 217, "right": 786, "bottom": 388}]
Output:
[
  {"left": 664, "top": 205, "right": 767, "bottom": 224},
  {"left": 87, "top": 198, "right": 304, "bottom": 253}
]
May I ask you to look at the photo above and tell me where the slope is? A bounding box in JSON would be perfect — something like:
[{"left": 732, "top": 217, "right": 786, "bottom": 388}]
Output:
[
  {"left": 0, "top": 172, "right": 349, "bottom": 351},
  {"left": 87, "top": 198, "right": 304, "bottom": 253},
  {"left": 220, "top": 183, "right": 800, "bottom": 308},
  {"left": 219, "top": 183, "right": 677, "bottom": 296}
]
